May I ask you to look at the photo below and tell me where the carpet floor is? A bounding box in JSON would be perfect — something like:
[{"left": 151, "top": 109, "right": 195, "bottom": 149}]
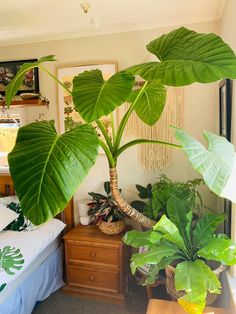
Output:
[{"left": 33, "top": 281, "right": 149, "bottom": 314}]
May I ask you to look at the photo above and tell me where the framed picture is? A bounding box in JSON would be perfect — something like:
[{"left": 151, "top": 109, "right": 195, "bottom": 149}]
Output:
[
  {"left": 0, "top": 59, "right": 39, "bottom": 95},
  {"left": 219, "top": 78, "right": 232, "bottom": 141},
  {"left": 57, "top": 63, "right": 117, "bottom": 153},
  {"left": 219, "top": 79, "right": 233, "bottom": 235}
]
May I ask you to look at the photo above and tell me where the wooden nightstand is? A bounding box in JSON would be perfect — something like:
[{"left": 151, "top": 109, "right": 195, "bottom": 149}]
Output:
[{"left": 63, "top": 224, "right": 130, "bottom": 304}]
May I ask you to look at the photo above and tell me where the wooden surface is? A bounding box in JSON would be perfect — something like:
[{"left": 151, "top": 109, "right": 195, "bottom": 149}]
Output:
[
  {"left": 63, "top": 223, "right": 130, "bottom": 304},
  {"left": 146, "top": 299, "right": 229, "bottom": 314},
  {"left": 0, "top": 173, "right": 74, "bottom": 229},
  {"left": 0, "top": 99, "right": 49, "bottom": 107}
]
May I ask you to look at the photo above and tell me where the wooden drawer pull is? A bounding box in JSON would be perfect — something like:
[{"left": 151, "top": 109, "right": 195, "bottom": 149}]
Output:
[
  {"left": 90, "top": 251, "right": 96, "bottom": 257},
  {"left": 89, "top": 275, "right": 95, "bottom": 281}
]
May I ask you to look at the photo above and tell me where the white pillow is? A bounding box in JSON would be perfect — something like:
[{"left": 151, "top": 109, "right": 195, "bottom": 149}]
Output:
[
  {"left": 0, "top": 195, "right": 19, "bottom": 206},
  {"left": 0, "top": 203, "right": 19, "bottom": 232}
]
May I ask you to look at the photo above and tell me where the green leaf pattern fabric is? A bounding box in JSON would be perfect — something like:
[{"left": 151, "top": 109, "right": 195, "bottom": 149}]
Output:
[{"left": 0, "top": 246, "right": 24, "bottom": 293}]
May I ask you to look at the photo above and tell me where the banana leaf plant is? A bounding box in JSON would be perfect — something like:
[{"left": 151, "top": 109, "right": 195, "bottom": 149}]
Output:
[
  {"left": 5, "top": 27, "right": 236, "bottom": 226},
  {"left": 123, "top": 196, "right": 236, "bottom": 314}
]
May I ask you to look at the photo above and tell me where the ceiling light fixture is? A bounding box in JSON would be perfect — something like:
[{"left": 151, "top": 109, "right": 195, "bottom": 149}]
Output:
[{"left": 80, "top": 2, "right": 90, "bottom": 14}]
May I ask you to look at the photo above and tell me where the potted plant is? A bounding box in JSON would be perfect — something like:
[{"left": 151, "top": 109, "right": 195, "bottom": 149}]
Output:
[
  {"left": 88, "top": 181, "right": 126, "bottom": 235},
  {"left": 5, "top": 27, "right": 236, "bottom": 228},
  {"left": 131, "top": 175, "right": 208, "bottom": 222},
  {"left": 123, "top": 196, "right": 235, "bottom": 314}
]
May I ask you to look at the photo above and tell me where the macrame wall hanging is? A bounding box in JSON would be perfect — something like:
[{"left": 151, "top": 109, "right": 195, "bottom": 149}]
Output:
[{"left": 119, "top": 87, "right": 184, "bottom": 171}]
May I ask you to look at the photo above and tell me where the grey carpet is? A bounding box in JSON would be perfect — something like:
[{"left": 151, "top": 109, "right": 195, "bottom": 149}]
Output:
[{"left": 33, "top": 284, "right": 148, "bottom": 314}]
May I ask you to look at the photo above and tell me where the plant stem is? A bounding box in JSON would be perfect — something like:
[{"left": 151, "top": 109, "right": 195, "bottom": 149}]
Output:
[
  {"left": 99, "top": 139, "right": 115, "bottom": 167},
  {"left": 114, "top": 139, "right": 181, "bottom": 159},
  {"left": 96, "top": 120, "right": 114, "bottom": 153},
  {"left": 110, "top": 112, "right": 116, "bottom": 144},
  {"left": 114, "top": 81, "right": 148, "bottom": 151},
  {"left": 39, "top": 65, "right": 72, "bottom": 95}
]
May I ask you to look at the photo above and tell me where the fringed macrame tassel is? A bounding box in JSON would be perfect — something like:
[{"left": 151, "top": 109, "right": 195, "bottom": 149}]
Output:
[{"left": 120, "top": 87, "right": 184, "bottom": 171}]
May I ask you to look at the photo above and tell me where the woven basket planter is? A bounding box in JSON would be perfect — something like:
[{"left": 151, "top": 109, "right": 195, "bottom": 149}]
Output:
[
  {"left": 165, "top": 263, "right": 225, "bottom": 305},
  {"left": 98, "top": 219, "right": 126, "bottom": 235}
]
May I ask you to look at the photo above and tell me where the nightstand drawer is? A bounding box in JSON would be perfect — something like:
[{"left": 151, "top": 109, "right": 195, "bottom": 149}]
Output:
[
  {"left": 67, "top": 266, "right": 119, "bottom": 293},
  {"left": 67, "top": 243, "right": 119, "bottom": 266}
]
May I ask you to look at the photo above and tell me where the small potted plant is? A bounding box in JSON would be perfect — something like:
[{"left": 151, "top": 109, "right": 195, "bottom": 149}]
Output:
[
  {"left": 88, "top": 181, "right": 126, "bottom": 235},
  {"left": 123, "top": 196, "right": 236, "bottom": 314},
  {"left": 131, "top": 175, "right": 208, "bottom": 222}
]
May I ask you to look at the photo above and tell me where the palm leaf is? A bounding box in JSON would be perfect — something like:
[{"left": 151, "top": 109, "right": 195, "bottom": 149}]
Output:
[
  {"left": 127, "top": 27, "right": 236, "bottom": 86},
  {"left": 8, "top": 121, "right": 99, "bottom": 225},
  {"left": 0, "top": 246, "right": 24, "bottom": 275},
  {"left": 128, "top": 83, "right": 166, "bottom": 125},
  {"left": 174, "top": 128, "right": 235, "bottom": 197},
  {"left": 72, "top": 69, "right": 134, "bottom": 122},
  {"left": 5, "top": 55, "right": 56, "bottom": 106}
]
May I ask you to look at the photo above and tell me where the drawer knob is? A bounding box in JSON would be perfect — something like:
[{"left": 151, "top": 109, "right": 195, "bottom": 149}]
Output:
[
  {"left": 89, "top": 275, "right": 95, "bottom": 281},
  {"left": 90, "top": 251, "right": 96, "bottom": 257}
]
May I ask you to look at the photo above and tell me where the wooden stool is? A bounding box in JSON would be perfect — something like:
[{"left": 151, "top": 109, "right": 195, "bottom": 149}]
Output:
[{"left": 146, "top": 299, "right": 229, "bottom": 314}]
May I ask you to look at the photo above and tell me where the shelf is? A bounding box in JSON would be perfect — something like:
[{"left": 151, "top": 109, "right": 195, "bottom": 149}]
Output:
[{"left": 0, "top": 99, "right": 49, "bottom": 108}]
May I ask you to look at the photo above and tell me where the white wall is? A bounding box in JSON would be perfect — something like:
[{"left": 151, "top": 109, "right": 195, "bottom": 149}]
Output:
[{"left": 0, "top": 20, "right": 219, "bottom": 223}]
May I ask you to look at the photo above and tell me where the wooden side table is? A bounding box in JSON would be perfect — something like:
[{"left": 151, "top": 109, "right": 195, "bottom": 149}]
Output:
[
  {"left": 146, "top": 299, "right": 229, "bottom": 314},
  {"left": 63, "top": 224, "right": 130, "bottom": 304}
]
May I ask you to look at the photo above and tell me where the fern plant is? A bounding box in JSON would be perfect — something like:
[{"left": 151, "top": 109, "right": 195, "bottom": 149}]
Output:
[
  {"left": 131, "top": 175, "right": 208, "bottom": 221},
  {"left": 123, "top": 196, "right": 236, "bottom": 314}
]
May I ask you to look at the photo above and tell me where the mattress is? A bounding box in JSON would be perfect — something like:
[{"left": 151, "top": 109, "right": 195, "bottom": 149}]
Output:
[{"left": 0, "top": 218, "right": 66, "bottom": 303}]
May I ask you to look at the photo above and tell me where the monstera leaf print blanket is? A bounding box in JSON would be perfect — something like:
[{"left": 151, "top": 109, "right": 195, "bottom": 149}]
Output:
[{"left": 0, "top": 218, "right": 65, "bottom": 296}]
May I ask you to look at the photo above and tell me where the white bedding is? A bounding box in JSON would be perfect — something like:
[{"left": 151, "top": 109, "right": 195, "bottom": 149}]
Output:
[{"left": 0, "top": 218, "right": 65, "bottom": 297}]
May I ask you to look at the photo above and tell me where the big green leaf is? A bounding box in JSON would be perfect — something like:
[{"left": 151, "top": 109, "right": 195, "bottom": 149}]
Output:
[
  {"left": 167, "top": 196, "right": 191, "bottom": 248},
  {"left": 153, "top": 215, "right": 186, "bottom": 251},
  {"left": 198, "top": 238, "right": 236, "bottom": 265},
  {"left": 130, "top": 241, "right": 177, "bottom": 275},
  {"left": 127, "top": 27, "right": 236, "bottom": 86},
  {"left": 5, "top": 55, "right": 56, "bottom": 107},
  {"left": 193, "top": 213, "right": 225, "bottom": 248},
  {"left": 174, "top": 128, "right": 235, "bottom": 196},
  {"left": 0, "top": 246, "right": 24, "bottom": 275},
  {"left": 175, "top": 260, "right": 221, "bottom": 314},
  {"left": 123, "top": 229, "right": 161, "bottom": 249},
  {"left": 128, "top": 83, "right": 166, "bottom": 125},
  {"left": 72, "top": 69, "right": 134, "bottom": 122},
  {"left": 8, "top": 121, "right": 99, "bottom": 225}
]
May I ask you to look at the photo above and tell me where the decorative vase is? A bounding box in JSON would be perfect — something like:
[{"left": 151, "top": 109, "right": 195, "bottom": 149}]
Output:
[
  {"left": 80, "top": 216, "right": 90, "bottom": 225},
  {"left": 78, "top": 199, "right": 91, "bottom": 217},
  {"left": 165, "top": 262, "right": 225, "bottom": 305},
  {"left": 98, "top": 219, "right": 126, "bottom": 235}
]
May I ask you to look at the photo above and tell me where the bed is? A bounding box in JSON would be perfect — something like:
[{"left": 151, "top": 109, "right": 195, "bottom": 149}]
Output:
[{"left": 0, "top": 173, "right": 74, "bottom": 314}]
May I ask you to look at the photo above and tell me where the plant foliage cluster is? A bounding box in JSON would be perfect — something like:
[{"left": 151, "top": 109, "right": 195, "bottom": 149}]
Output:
[
  {"left": 131, "top": 175, "right": 207, "bottom": 221},
  {"left": 88, "top": 181, "right": 125, "bottom": 223},
  {"left": 124, "top": 196, "right": 236, "bottom": 313}
]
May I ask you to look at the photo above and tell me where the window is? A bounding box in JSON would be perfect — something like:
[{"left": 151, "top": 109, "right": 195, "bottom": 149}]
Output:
[{"left": 0, "top": 110, "right": 20, "bottom": 167}]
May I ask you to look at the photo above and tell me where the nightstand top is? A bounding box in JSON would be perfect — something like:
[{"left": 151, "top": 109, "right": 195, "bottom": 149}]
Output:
[{"left": 63, "top": 223, "right": 128, "bottom": 243}]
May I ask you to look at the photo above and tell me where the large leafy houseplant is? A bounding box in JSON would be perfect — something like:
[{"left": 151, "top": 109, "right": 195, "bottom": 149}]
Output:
[
  {"left": 123, "top": 196, "right": 236, "bottom": 314},
  {"left": 5, "top": 27, "right": 236, "bottom": 226}
]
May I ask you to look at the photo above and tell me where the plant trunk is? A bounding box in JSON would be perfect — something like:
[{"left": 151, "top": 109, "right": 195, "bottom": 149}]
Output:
[{"left": 109, "top": 167, "right": 155, "bottom": 229}]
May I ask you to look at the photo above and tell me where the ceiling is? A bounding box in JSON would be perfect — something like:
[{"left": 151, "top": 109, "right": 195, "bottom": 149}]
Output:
[{"left": 0, "top": 0, "right": 226, "bottom": 46}]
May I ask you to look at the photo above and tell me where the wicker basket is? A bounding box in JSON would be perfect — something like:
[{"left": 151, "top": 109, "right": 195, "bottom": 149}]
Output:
[
  {"left": 98, "top": 219, "right": 126, "bottom": 235},
  {"left": 165, "top": 263, "right": 225, "bottom": 305}
]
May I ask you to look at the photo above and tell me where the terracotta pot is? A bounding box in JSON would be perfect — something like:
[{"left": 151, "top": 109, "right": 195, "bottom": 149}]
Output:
[
  {"left": 165, "top": 262, "right": 225, "bottom": 305},
  {"left": 98, "top": 219, "right": 126, "bottom": 235}
]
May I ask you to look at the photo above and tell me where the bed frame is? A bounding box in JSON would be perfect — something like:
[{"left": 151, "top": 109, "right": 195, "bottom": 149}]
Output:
[{"left": 0, "top": 173, "right": 74, "bottom": 231}]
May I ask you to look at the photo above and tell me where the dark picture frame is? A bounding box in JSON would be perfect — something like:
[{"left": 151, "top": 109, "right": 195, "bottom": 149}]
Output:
[
  {"left": 219, "top": 78, "right": 232, "bottom": 141},
  {"left": 0, "top": 59, "right": 39, "bottom": 95},
  {"left": 219, "top": 78, "right": 232, "bottom": 236}
]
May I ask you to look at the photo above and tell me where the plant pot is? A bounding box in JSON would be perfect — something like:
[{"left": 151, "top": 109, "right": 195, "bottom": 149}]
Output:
[
  {"left": 98, "top": 219, "right": 126, "bottom": 235},
  {"left": 165, "top": 262, "right": 225, "bottom": 305}
]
